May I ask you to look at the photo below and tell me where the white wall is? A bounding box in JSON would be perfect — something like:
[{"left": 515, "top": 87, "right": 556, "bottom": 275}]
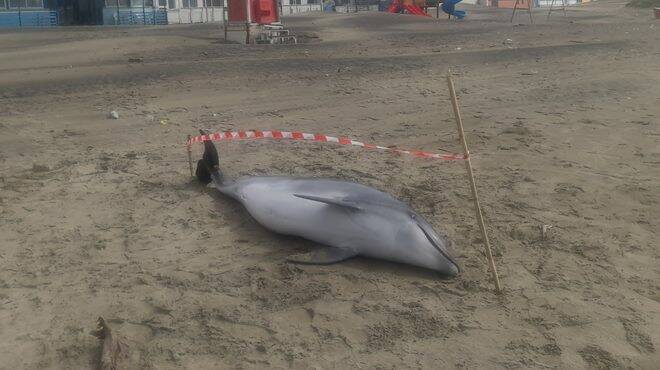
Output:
[
  {"left": 281, "top": 0, "right": 312, "bottom": 5},
  {"left": 166, "top": 5, "right": 225, "bottom": 24},
  {"left": 281, "top": 4, "right": 322, "bottom": 14},
  {"left": 335, "top": 4, "right": 378, "bottom": 12}
]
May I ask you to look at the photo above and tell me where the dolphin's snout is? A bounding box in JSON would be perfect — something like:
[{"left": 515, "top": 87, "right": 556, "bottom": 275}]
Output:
[
  {"left": 416, "top": 222, "right": 460, "bottom": 276},
  {"left": 445, "top": 260, "right": 460, "bottom": 277}
]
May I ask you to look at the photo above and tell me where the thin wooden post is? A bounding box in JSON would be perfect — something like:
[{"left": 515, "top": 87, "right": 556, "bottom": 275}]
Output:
[
  {"left": 187, "top": 135, "right": 194, "bottom": 177},
  {"left": 446, "top": 71, "right": 503, "bottom": 293}
]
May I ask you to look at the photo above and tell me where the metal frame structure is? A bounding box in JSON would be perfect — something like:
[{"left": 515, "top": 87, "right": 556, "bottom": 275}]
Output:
[{"left": 546, "top": 0, "right": 567, "bottom": 19}]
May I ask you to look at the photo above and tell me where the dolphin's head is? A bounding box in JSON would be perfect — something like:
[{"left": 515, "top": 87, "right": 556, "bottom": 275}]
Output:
[{"left": 395, "top": 211, "right": 460, "bottom": 277}]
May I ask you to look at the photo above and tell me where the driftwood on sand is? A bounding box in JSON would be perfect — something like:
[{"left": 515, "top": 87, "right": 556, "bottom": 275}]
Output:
[{"left": 93, "top": 317, "right": 129, "bottom": 370}]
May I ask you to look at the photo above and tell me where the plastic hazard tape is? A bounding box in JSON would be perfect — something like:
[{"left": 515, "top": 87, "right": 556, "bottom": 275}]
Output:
[{"left": 188, "top": 130, "right": 466, "bottom": 161}]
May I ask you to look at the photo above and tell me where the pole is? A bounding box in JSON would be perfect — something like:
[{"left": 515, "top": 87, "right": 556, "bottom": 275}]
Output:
[
  {"left": 223, "top": 4, "right": 227, "bottom": 40},
  {"left": 187, "top": 135, "right": 194, "bottom": 177},
  {"left": 510, "top": 0, "right": 518, "bottom": 22},
  {"left": 244, "top": 0, "right": 250, "bottom": 43},
  {"left": 511, "top": 0, "right": 533, "bottom": 24},
  {"left": 446, "top": 70, "right": 503, "bottom": 293}
]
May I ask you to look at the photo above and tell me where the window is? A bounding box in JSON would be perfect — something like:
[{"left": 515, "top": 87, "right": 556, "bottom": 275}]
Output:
[
  {"left": 9, "top": 0, "right": 44, "bottom": 8},
  {"left": 131, "top": 0, "right": 154, "bottom": 6},
  {"left": 158, "top": 0, "right": 166, "bottom": 6},
  {"left": 105, "top": 0, "right": 130, "bottom": 6},
  {"left": 206, "top": 0, "right": 223, "bottom": 6},
  {"left": 168, "top": 0, "right": 175, "bottom": 8},
  {"left": 182, "top": 0, "right": 197, "bottom": 7}
]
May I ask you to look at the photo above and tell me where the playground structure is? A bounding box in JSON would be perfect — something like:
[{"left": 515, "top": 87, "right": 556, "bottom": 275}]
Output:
[
  {"left": 224, "top": 0, "right": 297, "bottom": 44},
  {"left": 387, "top": 0, "right": 430, "bottom": 16}
]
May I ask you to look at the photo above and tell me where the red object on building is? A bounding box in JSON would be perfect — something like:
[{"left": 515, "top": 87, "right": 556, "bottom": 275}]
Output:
[
  {"left": 227, "top": 0, "right": 247, "bottom": 22},
  {"left": 253, "top": 0, "right": 278, "bottom": 24},
  {"left": 226, "top": 0, "right": 279, "bottom": 24}
]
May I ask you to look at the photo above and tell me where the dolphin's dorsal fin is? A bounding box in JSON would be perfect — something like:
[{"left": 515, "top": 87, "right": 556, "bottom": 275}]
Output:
[
  {"left": 287, "top": 247, "right": 359, "bottom": 265},
  {"left": 293, "top": 194, "right": 362, "bottom": 211}
]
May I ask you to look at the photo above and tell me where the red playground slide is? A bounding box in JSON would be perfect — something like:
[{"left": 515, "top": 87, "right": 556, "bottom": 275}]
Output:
[
  {"left": 402, "top": 4, "right": 429, "bottom": 16},
  {"left": 387, "top": 0, "right": 429, "bottom": 17}
]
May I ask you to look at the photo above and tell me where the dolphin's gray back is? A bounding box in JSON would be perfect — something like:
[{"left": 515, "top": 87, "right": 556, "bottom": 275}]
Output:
[{"left": 220, "top": 176, "right": 410, "bottom": 211}]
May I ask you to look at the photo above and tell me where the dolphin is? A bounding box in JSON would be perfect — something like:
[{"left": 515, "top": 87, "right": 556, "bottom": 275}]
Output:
[{"left": 196, "top": 132, "right": 459, "bottom": 276}]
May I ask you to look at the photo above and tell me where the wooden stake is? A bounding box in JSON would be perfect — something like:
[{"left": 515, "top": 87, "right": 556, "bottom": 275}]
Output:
[
  {"left": 446, "top": 71, "right": 503, "bottom": 293},
  {"left": 187, "top": 134, "right": 194, "bottom": 178}
]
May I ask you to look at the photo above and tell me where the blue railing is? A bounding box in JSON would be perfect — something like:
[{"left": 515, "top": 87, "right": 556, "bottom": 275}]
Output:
[{"left": 0, "top": 10, "right": 58, "bottom": 27}]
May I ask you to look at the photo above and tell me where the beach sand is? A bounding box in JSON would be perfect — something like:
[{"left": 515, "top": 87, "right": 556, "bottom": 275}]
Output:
[{"left": 1, "top": 2, "right": 658, "bottom": 368}]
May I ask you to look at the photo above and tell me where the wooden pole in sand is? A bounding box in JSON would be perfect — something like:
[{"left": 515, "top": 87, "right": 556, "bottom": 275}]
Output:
[
  {"left": 187, "top": 135, "right": 194, "bottom": 178},
  {"left": 446, "top": 71, "right": 503, "bottom": 293}
]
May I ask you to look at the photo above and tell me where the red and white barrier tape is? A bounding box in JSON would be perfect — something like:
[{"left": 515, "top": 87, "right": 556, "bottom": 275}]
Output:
[{"left": 187, "top": 130, "right": 466, "bottom": 161}]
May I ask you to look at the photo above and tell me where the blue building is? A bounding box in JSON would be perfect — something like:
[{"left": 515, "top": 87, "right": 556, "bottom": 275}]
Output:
[
  {"left": 1, "top": 0, "right": 323, "bottom": 27},
  {"left": 0, "top": 0, "right": 227, "bottom": 27},
  {"left": 0, "top": 0, "right": 59, "bottom": 27}
]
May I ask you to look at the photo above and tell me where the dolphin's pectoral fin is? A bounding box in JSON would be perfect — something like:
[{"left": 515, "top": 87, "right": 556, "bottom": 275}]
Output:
[
  {"left": 292, "top": 194, "right": 362, "bottom": 211},
  {"left": 287, "top": 247, "right": 359, "bottom": 265}
]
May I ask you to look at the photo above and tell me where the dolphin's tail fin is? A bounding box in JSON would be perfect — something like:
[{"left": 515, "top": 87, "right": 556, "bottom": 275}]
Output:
[{"left": 196, "top": 130, "right": 224, "bottom": 186}]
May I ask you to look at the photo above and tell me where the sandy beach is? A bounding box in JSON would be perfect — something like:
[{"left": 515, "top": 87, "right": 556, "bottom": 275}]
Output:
[{"left": 1, "top": 2, "right": 659, "bottom": 368}]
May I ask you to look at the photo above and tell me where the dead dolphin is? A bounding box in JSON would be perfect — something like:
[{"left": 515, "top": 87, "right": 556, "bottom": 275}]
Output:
[{"left": 196, "top": 133, "right": 459, "bottom": 276}]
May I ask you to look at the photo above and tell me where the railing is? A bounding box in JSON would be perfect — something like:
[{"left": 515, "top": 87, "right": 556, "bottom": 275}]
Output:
[{"left": 0, "top": 9, "right": 58, "bottom": 27}]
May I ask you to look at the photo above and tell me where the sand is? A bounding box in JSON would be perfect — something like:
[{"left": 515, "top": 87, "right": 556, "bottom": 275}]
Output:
[{"left": 0, "top": 2, "right": 658, "bottom": 368}]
